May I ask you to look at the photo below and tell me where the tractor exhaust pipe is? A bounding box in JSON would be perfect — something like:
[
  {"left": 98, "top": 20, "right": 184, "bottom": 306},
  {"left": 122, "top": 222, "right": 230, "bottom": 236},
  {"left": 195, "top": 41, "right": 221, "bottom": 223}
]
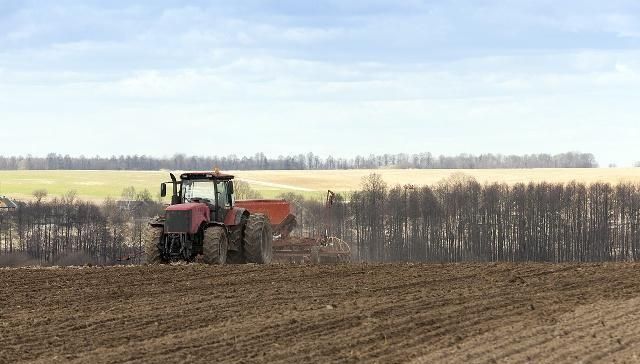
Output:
[{"left": 170, "top": 173, "right": 180, "bottom": 205}]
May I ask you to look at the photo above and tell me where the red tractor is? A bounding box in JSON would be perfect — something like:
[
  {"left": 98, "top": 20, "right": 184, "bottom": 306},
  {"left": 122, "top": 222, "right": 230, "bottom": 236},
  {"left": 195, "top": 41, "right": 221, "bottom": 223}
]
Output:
[{"left": 144, "top": 171, "right": 273, "bottom": 264}]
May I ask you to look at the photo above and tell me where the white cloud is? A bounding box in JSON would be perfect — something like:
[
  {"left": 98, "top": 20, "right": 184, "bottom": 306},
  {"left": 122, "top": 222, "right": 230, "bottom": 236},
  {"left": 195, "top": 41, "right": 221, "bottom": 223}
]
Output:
[{"left": 1, "top": 1, "right": 639, "bottom": 165}]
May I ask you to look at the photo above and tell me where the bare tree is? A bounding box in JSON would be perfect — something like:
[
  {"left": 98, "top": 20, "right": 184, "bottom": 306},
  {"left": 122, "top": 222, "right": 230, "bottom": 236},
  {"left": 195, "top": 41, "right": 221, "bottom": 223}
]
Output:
[
  {"left": 234, "top": 180, "right": 263, "bottom": 200},
  {"left": 32, "top": 189, "right": 48, "bottom": 203}
]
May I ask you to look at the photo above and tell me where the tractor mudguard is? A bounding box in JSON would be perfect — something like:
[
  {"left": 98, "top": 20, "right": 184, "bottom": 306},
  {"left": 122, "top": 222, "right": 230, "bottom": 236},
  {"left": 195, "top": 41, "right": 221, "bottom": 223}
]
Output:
[{"left": 223, "top": 207, "right": 249, "bottom": 226}]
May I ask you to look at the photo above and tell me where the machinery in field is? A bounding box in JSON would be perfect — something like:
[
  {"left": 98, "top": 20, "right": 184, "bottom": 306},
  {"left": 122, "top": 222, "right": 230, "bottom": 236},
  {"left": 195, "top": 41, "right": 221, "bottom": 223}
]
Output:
[
  {"left": 144, "top": 171, "right": 273, "bottom": 264},
  {"left": 237, "top": 191, "right": 351, "bottom": 264},
  {"left": 144, "top": 170, "right": 351, "bottom": 264}
]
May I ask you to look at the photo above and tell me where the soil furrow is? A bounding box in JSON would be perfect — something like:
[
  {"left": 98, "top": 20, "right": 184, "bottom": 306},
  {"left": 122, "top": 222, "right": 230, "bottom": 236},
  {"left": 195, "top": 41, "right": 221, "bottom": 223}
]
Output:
[{"left": 2, "top": 263, "right": 640, "bottom": 363}]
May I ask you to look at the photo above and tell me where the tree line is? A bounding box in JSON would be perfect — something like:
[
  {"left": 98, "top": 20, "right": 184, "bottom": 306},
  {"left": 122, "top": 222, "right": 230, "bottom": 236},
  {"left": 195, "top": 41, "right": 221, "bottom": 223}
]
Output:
[
  {"left": 320, "top": 175, "right": 640, "bottom": 262},
  {"left": 0, "top": 190, "right": 162, "bottom": 266},
  {"left": 2, "top": 175, "right": 639, "bottom": 265},
  {"left": 0, "top": 151, "right": 598, "bottom": 171}
]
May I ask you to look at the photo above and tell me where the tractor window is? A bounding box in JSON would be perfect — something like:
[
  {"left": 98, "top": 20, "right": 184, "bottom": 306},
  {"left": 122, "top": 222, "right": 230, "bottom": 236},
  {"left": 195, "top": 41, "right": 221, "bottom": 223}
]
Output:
[
  {"left": 182, "top": 180, "right": 216, "bottom": 202},
  {"left": 216, "top": 181, "right": 230, "bottom": 207}
]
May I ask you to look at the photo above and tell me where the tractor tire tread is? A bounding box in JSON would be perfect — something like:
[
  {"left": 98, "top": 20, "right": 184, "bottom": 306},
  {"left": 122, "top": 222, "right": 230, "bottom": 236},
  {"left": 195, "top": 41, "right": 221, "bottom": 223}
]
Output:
[
  {"left": 203, "top": 226, "right": 228, "bottom": 265},
  {"left": 143, "top": 225, "right": 163, "bottom": 264},
  {"left": 243, "top": 214, "right": 273, "bottom": 264}
]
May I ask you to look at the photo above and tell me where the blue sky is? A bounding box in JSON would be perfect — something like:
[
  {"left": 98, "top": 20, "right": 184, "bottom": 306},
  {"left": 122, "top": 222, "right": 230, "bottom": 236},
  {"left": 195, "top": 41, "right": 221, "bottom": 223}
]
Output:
[{"left": 1, "top": 1, "right": 639, "bottom": 165}]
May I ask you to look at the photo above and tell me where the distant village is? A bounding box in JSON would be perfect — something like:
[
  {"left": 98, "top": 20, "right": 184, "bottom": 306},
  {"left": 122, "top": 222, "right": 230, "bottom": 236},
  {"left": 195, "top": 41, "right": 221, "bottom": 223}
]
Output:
[{"left": 0, "top": 196, "right": 17, "bottom": 212}]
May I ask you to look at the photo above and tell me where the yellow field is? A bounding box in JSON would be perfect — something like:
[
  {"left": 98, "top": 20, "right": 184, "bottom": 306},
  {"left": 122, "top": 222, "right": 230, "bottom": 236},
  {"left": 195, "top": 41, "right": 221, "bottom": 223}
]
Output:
[
  {"left": 0, "top": 168, "right": 638, "bottom": 202},
  {"left": 233, "top": 168, "right": 640, "bottom": 191}
]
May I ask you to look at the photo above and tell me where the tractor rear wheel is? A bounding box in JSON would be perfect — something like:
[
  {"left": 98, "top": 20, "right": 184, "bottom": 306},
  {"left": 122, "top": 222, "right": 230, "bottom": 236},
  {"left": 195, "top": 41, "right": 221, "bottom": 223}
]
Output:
[
  {"left": 143, "top": 225, "right": 163, "bottom": 264},
  {"left": 243, "top": 214, "right": 273, "bottom": 264},
  {"left": 203, "top": 226, "right": 228, "bottom": 265}
]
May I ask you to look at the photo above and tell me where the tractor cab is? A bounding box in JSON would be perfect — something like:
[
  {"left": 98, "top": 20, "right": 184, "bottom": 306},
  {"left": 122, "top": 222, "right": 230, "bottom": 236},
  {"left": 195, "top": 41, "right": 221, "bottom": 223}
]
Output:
[{"left": 161, "top": 171, "right": 235, "bottom": 223}]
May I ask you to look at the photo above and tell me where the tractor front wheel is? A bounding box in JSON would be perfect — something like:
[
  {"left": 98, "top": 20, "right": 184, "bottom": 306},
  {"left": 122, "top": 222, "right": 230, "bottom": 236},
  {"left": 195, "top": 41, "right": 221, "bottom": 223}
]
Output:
[
  {"left": 202, "top": 226, "right": 228, "bottom": 265},
  {"left": 143, "top": 224, "right": 163, "bottom": 264},
  {"left": 243, "top": 214, "right": 273, "bottom": 264}
]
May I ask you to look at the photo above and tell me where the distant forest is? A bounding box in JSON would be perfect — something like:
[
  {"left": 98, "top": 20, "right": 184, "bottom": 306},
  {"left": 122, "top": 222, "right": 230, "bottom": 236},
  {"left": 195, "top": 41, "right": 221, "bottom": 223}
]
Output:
[
  {"left": 2, "top": 175, "right": 639, "bottom": 265},
  {"left": 338, "top": 175, "right": 640, "bottom": 262},
  {"left": 0, "top": 152, "right": 598, "bottom": 170}
]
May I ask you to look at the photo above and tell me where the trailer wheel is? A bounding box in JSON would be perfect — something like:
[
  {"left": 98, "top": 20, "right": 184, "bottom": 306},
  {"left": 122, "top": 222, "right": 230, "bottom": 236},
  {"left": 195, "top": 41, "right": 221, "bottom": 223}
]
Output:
[
  {"left": 143, "top": 225, "right": 163, "bottom": 264},
  {"left": 243, "top": 214, "right": 273, "bottom": 264},
  {"left": 203, "top": 226, "right": 228, "bottom": 265}
]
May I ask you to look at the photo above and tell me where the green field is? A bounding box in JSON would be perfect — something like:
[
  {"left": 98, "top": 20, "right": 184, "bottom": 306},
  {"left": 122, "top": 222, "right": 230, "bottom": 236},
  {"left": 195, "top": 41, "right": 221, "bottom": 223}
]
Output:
[
  {"left": 1, "top": 168, "right": 639, "bottom": 202},
  {"left": 0, "top": 170, "right": 323, "bottom": 202}
]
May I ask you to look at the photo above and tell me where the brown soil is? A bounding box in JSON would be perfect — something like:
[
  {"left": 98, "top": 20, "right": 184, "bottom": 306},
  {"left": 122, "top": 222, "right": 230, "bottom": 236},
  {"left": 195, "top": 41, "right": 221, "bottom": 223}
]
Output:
[{"left": 1, "top": 263, "right": 640, "bottom": 363}]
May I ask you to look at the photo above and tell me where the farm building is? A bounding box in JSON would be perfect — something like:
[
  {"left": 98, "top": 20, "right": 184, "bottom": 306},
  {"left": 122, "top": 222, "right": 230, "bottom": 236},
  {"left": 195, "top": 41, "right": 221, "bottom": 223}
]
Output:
[{"left": 0, "top": 196, "right": 17, "bottom": 211}]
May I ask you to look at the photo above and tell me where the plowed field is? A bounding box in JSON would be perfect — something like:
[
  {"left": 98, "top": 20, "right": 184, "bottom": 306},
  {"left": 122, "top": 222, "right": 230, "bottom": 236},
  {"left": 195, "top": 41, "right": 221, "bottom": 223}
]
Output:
[{"left": 2, "top": 263, "right": 640, "bottom": 363}]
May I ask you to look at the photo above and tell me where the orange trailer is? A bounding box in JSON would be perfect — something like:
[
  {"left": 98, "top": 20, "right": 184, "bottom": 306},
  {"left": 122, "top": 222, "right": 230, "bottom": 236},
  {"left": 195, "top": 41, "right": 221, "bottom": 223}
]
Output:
[{"left": 236, "top": 198, "right": 351, "bottom": 263}]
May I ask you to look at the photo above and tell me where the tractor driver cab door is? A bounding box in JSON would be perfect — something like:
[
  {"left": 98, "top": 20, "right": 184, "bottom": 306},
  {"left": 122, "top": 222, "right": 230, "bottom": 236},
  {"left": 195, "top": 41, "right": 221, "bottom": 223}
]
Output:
[{"left": 214, "top": 180, "right": 232, "bottom": 222}]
